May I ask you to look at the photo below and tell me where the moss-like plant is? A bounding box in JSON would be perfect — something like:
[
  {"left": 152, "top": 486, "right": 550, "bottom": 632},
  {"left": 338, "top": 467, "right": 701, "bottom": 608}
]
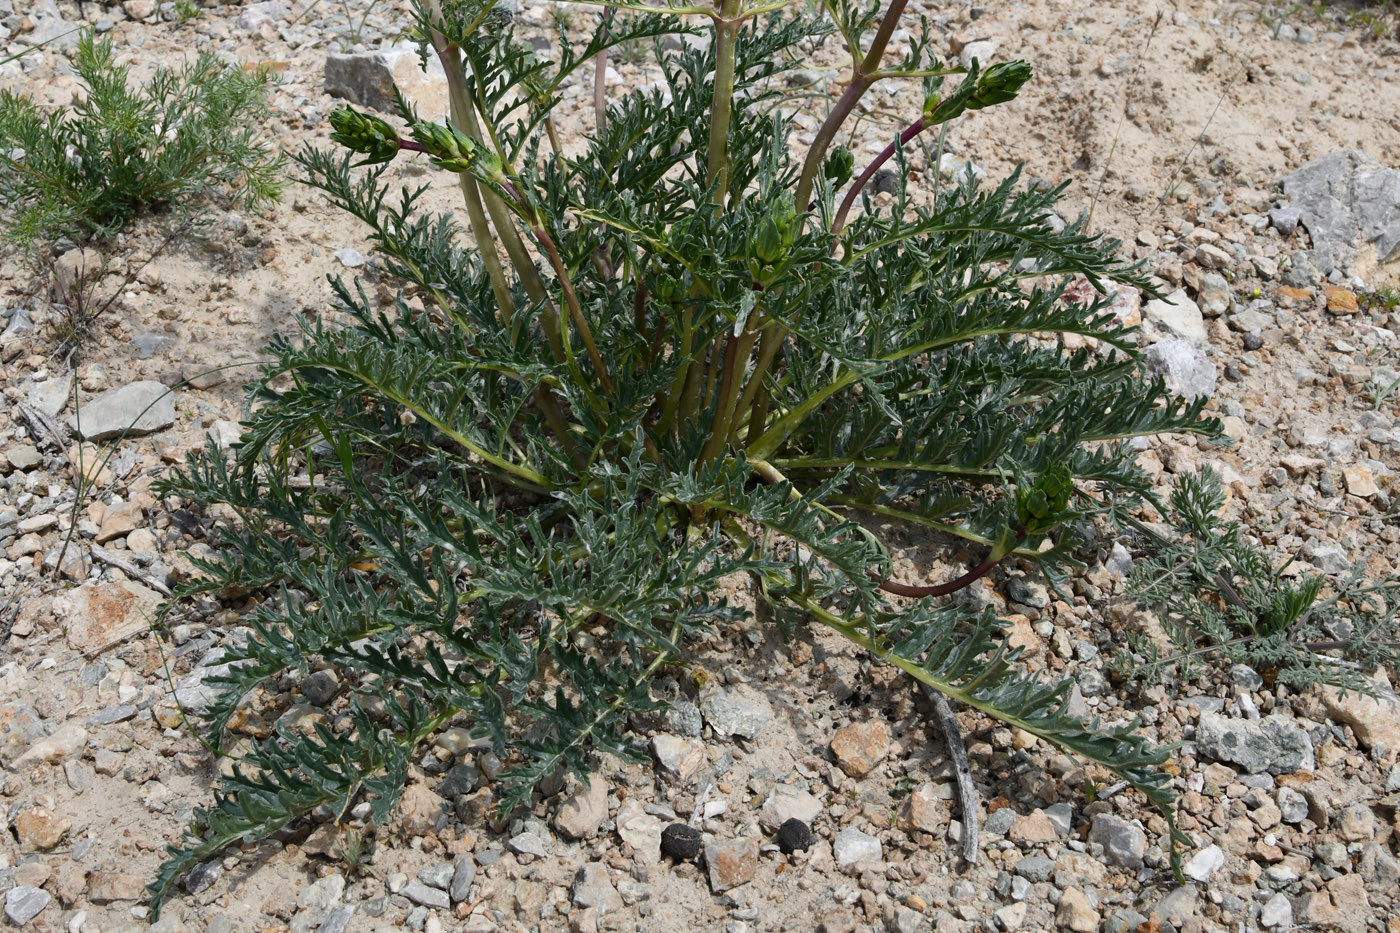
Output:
[{"left": 150, "top": 0, "right": 1219, "bottom": 914}]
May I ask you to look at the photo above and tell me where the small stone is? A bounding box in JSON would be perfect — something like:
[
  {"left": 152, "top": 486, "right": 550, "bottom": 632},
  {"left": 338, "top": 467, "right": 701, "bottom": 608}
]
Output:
[
  {"left": 67, "top": 381, "right": 176, "bottom": 441},
  {"left": 661, "top": 823, "right": 703, "bottom": 861},
  {"left": 1325, "top": 285, "right": 1359, "bottom": 314},
  {"left": 1339, "top": 802, "right": 1375, "bottom": 842},
  {"left": 1014, "top": 856, "right": 1055, "bottom": 883},
  {"left": 652, "top": 734, "right": 706, "bottom": 784},
  {"left": 4, "top": 886, "right": 50, "bottom": 926},
  {"left": 1088, "top": 813, "right": 1147, "bottom": 870},
  {"left": 832, "top": 827, "right": 882, "bottom": 868},
  {"left": 1343, "top": 466, "right": 1379, "bottom": 497},
  {"left": 1277, "top": 786, "right": 1309, "bottom": 823},
  {"left": 87, "top": 872, "right": 146, "bottom": 903},
  {"left": 1144, "top": 288, "right": 1207, "bottom": 342},
  {"left": 400, "top": 881, "right": 450, "bottom": 909},
  {"left": 1056, "top": 887, "right": 1099, "bottom": 932},
  {"left": 705, "top": 836, "right": 759, "bottom": 892},
  {"left": 554, "top": 774, "right": 608, "bottom": 839},
  {"left": 14, "top": 721, "right": 88, "bottom": 769},
  {"left": 449, "top": 854, "right": 476, "bottom": 902},
  {"left": 829, "top": 720, "right": 890, "bottom": 778},
  {"left": 318, "top": 905, "right": 356, "bottom": 933},
  {"left": 438, "top": 763, "right": 479, "bottom": 798},
  {"left": 700, "top": 686, "right": 773, "bottom": 740},
  {"left": 56, "top": 580, "right": 161, "bottom": 653},
  {"left": 615, "top": 799, "right": 663, "bottom": 865},
  {"left": 1195, "top": 243, "right": 1233, "bottom": 270},
  {"left": 995, "top": 903, "right": 1028, "bottom": 931},
  {"left": 571, "top": 863, "right": 622, "bottom": 915},
  {"left": 302, "top": 669, "right": 342, "bottom": 706},
  {"left": 1183, "top": 844, "right": 1225, "bottom": 882},
  {"left": 3, "top": 444, "right": 43, "bottom": 471},
  {"left": 324, "top": 46, "right": 450, "bottom": 121},
  {"left": 775, "top": 818, "right": 813, "bottom": 854},
  {"left": 334, "top": 248, "right": 365, "bottom": 268},
  {"left": 14, "top": 805, "right": 70, "bottom": 849},
  {"left": 898, "top": 783, "right": 943, "bottom": 835},
  {"left": 183, "top": 860, "right": 221, "bottom": 894},
  {"left": 507, "top": 831, "right": 549, "bottom": 859},
  {"left": 1318, "top": 672, "right": 1400, "bottom": 751},
  {"left": 1260, "top": 892, "right": 1292, "bottom": 928},
  {"left": 1195, "top": 712, "right": 1314, "bottom": 774},
  {"left": 1007, "top": 809, "right": 1058, "bottom": 845},
  {"left": 758, "top": 784, "right": 822, "bottom": 833},
  {"left": 1145, "top": 338, "right": 1217, "bottom": 400},
  {"left": 1269, "top": 207, "right": 1301, "bottom": 235}
]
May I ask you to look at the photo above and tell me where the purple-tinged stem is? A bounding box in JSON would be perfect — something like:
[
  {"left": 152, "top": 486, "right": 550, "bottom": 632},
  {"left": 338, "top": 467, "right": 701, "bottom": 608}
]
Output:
[
  {"left": 831, "top": 116, "right": 925, "bottom": 234},
  {"left": 873, "top": 527, "right": 1026, "bottom": 598}
]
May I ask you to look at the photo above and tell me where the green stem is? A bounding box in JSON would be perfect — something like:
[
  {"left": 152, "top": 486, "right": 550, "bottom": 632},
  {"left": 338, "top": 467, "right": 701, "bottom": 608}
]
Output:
[{"left": 706, "top": 0, "right": 743, "bottom": 204}]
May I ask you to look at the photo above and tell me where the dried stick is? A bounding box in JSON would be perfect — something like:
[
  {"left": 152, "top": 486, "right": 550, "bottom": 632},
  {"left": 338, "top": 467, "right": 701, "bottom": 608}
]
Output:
[{"left": 923, "top": 684, "right": 979, "bottom": 864}]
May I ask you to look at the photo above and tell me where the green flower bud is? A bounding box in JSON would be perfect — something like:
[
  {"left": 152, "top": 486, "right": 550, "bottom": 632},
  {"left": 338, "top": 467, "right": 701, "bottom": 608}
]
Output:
[
  {"left": 747, "top": 195, "right": 798, "bottom": 286},
  {"left": 654, "top": 271, "right": 685, "bottom": 305},
  {"left": 328, "top": 107, "right": 401, "bottom": 165},
  {"left": 823, "top": 147, "right": 855, "bottom": 188},
  {"left": 968, "top": 60, "right": 1032, "bottom": 110},
  {"left": 410, "top": 121, "right": 477, "bottom": 173},
  {"left": 1015, "top": 461, "right": 1073, "bottom": 533}
]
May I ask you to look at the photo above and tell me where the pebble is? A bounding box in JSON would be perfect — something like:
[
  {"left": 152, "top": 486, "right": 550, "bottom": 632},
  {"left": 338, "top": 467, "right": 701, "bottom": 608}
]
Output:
[
  {"left": 758, "top": 784, "right": 823, "bottom": 832},
  {"left": 1055, "top": 887, "right": 1099, "bottom": 932},
  {"left": 1145, "top": 338, "right": 1218, "bottom": 400},
  {"left": 400, "top": 881, "right": 449, "bottom": 910},
  {"left": 1088, "top": 813, "right": 1147, "bottom": 870},
  {"left": 1183, "top": 844, "right": 1226, "bottom": 882},
  {"left": 829, "top": 720, "right": 890, "bottom": 778},
  {"left": 4, "top": 886, "right": 49, "bottom": 926},
  {"left": 832, "top": 827, "right": 882, "bottom": 868},
  {"left": 67, "top": 381, "right": 177, "bottom": 441},
  {"left": 449, "top": 854, "right": 476, "bottom": 902},
  {"left": 1195, "top": 712, "right": 1315, "bottom": 774},
  {"left": 553, "top": 774, "right": 609, "bottom": 839},
  {"left": 1144, "top": 288, "right": 1207, "bottom": 342},
  {"left": 1014, "top": 856, "right": 1055, "bottom": 883},
  {"left": 652, "top": 734, "right": 707, "bottom": 784},
  {"left": 661, "top": 823, "right": 703, "bottom": 861},
  {"left": 1260, "top": 891, "right": 1293, "bottom": 928},
  {"left": 701, "top": 686, "right": 774, "bottom": 740},
  {"left": 705, "top": 837, "right": 759, "bottom": 892},
  {"left": 571, "top": 863, "right": 622, "bottom": 914}
]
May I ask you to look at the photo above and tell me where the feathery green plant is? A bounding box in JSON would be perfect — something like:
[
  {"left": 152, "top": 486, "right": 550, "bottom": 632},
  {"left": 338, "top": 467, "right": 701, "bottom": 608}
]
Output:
[
  {"left": 0, "top": 33, "right": 281, "bottom": 252},
  {"left": 150, "top": 0, "right": 1220, "bottom": 914},
  {"left": 1116, "top": 467, "right": 1400, "bottom": 691}
]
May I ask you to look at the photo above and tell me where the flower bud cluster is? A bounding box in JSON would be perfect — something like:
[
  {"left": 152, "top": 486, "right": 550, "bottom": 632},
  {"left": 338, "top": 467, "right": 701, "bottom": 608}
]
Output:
[{"left": 747, "top": 195, "right": 798, "bottom": 287}]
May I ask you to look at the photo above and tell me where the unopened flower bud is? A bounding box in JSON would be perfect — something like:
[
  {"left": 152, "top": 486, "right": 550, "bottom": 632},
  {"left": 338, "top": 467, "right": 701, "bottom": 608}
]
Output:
[
  {"left": 969, "top": 60, "right": 1032, "bottom": 110},
  {"left": 329, "top": 107, "right": 401, "bottom": 165},
  {"left": 823, "top": 147, "right": 854, "bottom": 188}
]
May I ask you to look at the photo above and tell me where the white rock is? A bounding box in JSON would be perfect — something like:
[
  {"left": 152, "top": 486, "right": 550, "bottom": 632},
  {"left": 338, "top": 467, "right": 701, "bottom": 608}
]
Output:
[
  {"left": 832, "top": 827, "right": 882, "bottom": 868},
  {"left": 1144, "top": 288, "right": 1207, "bottom": 343},
  {"left": 1183, "top": 844, "right": 1226, "bottom": 882}
]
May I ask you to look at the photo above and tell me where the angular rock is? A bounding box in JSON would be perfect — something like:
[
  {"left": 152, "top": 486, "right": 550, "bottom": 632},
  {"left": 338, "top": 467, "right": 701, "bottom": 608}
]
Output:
[
  {"left": 1183, "top": 844, "right": 1225, "bottom": 882},
  {"left": 68, "top": 381, "right": 176, "bottom": 441},
  {"left": 1196, "top": 712, "right": 1315, "bottom": 775},
  {"left": 898, "top": 783, "right": 943, "bottom": 835},
  {"left": 758, "top": 784, "right": 823, "bottom": 833},
  {"left": 571, "top": 863, "right": 622, "bottom": 915},
  {"left": 324, "top": 46, "right": 449, "bottom": 121},
  {"left": 1260, "top": 892, "right": 1292, "bottom": 928},
  {"left": 615, "top": 798, "right": 663, "bottom": 865},
  {"left": 1282, "top": 149, "right": 1400, "bottom": 281},
  {"left": 829, "top": 719, "right": 890, "bottom": 778},
  {"left": 1088, "top": 813, "right": 1147, "bottom": 870},
  {"left": 1317, "top": 671, "right": 1400, "bottom": 752},
  {"left": 56, "top": 579, "right": 162, "bottom": 652},
  {"left": 13, "top": 805, "right": 69, "bottom": 850},
  {"left": 700, "top": 685, "right": 773, "bottom": 740},
  {"left": 87, "top": 872, "right": 146, "bottom": 903},
  {"left": 704, "top": 836, "right": 759, "bottom": 892},
  {"left": 652, "top": 734, "right": 706, "bottom": 784},
  {"left": 507, "top": 832, "right": 549, "bottom": 859},
  {"left": 1146, "top": 338, "right": 1217, "bottom": 400},
  {"left": 449, "top": 854, "right": 476, "bottom": 902},
  {"left": 1144, "top": 289, "right": 1207, "bottom": 343},
  {"left": 1007, "top": 809, "right": 1058, "bottom": 845},
  {"left": 4, "top": 886, "right": 50, "bottom": 926},
  {"left": 832, "top": 827, "right": 882, "bottom": 868},
  {"left": 554, "top": 774, "right": 608, "bottom": 840},
  {"left": 400, "top": 881, "right": 449, "bottom": 909},
  {"left": 13, "top": 720, "right": 87, "bottom": 769},
  {"left": 1055, "top": 887, "right": 1099, "bottom": 932}
]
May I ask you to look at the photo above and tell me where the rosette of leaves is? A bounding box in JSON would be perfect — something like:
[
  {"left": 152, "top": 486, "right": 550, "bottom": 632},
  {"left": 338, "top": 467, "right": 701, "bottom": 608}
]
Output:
[{"left": 150, "top": 0, "right": 1219, "bottom": 913}]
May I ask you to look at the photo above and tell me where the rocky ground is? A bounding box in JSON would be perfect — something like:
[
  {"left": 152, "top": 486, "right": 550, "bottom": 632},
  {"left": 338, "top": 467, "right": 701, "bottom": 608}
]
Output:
[{"left": 3, "top": 0, "right": 1400, "bottom": 931}]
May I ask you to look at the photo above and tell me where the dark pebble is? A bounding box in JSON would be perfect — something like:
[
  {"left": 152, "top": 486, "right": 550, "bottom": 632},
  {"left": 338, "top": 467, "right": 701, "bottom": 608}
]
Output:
[
  {"left": 661, "top": 823, "right": 703, "bottom": 861},
  {"left": 776, "top": 818, "right": 813, "bottom": 854},
  {"left": 1242, "top": 332, "right": 1263, "bottom": 351}
]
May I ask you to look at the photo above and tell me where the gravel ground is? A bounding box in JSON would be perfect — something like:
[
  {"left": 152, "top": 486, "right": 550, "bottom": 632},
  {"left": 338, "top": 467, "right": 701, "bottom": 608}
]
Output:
[{"left": 2, "top": 0, "right": 1400, "bottom": 932}]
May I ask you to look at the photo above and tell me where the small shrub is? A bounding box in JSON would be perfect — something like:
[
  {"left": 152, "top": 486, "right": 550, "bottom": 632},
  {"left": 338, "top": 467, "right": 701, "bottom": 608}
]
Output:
[
  {"left": 150, "top": 0, "right": 1219, "bottom": 913},
  {"left": 0, "top": 33, "right": 281, "bottom": 252}
]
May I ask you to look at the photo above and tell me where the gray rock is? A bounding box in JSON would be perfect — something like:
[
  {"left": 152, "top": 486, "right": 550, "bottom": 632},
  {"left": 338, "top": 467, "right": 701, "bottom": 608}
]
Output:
[
  {"left": 301, "top": 669, "right": 341, "bottom": 706},
  {"left": 400, "top": 881, "right": 449, "bottom": 909},
  {"left": 1014, "top": 856, "right": 1055, "bottom": 883},
  {"left": 1260, "top": 892, "right": 1292, "bottom": 928},
  {"left": 438, "top": 764, "right": 479, "bottom": 798},
  {"left": 132, "top": 334, "right": 175, "bottom": 359},
  {"left": 25, "top": 0, "right": 79, "bottom": 48},
  {"left": 449, "top": 853, "right": 476, "bottom": 902},
  {"left": 3, "top": 445, "right": 42, "bottom": 471},
  {"left": 318, "top": 905, "right": 356, "bottom": 933},
  {"left": 1282, "top": 250, "right": 1319, "bottom": 288},
  {"left": 324, "top": 46, "right": 448, "bottom": 119},
  {"left": 1044, "top": 803, "right": 1073, "bottom": 836},
  {"left": 1281, "top": 149, "right": 1400, "bottom": 277},
  {"left": 183, "top": 860, "right": 221, "bottom": 894},
  {"left": 757, "top": 784, "right": 822, "bottom": 832},
  {"left": 1144, "top": 289, "right": 1207, "bottom": 343},
  {"left": 666, "top": 699, "right": 703, "bottom": 737},
  {"left": 1146, "top": 338, "right": 1217, "bottom": 400},
  {"left": 27, "top": 378, "right": 69, "bottom": 418},
  {"left": 1196, "top": 712, "right": 1315, "bottom": 775},
  {"left": 701, "top": 686, "right": 773, "bottom": 740},
  {"left": 984, "top": 807, "right": 1017, "bottom": 836},
  {"left": 1230, "top": 665, "right": 1264, "bottom": 690},
  {"left": 1302, "top": 538, "right": 1350, "bottom": 574},
  {"left": 1197, "top": 273, "right": 1231, "bottom": 316},
  {"left": 417, "top": 863, "right": 453, "bottom": 890},
  {"left": 1269, "top": 206, "right": 1302, "bottom": 235},
  {"left": 1006, "top": 575, "right": 1049, "bottom": 609},
  {"left": 1106, "top": 911, "right": 1151, "bottom": 933},
  {"left": 4, "top": 886, "right": 49, "bottom": 926},
  {"left": 507, "top": 831, "right": 549, "bottom": 858},
  {"left": 68, "top": 381, "right": 176, "bottom": 441},
  {"left": 86, "top": 704, "right": 138, "bottom": 726},
  {"left": 1077, "top": 669, "right": 1108, "bottom": 697},
  {"left": 1088, "top": 813, "right": 1147, "bottom": 870},
  {"left": 832, "top": 827, "right": 882, "bottom": 867},
  {"left": 554, "top": 774, "right": 608, "bottom": 839}
]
